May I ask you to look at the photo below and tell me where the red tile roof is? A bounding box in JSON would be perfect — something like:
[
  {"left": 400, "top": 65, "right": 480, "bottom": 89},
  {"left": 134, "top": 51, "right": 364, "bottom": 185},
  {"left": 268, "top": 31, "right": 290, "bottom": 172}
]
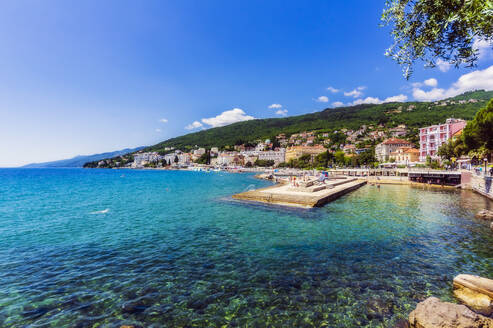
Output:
[{"left": 382, "top": 138, "right": 413, "bottom": 145}]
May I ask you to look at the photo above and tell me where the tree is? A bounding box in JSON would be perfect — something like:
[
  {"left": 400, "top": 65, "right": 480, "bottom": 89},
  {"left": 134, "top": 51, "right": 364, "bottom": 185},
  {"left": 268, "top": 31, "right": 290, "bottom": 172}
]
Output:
[
  {"left": 425, "top": 155, "right": 440, "bottom": 169},
  {"left": 437, "top": 140, "right": 455, "bottom": 161},
  {"left": 329, "top": 132, "right": 347, "bottom": 146},
  {"left": 254, "top": 159, "right": 275, "bottom": 167},
  {"left": 195, "top": 153, "right": 209, "bottom": 164},
  {"left": 314, "top": 151, "right": 334, "bottom": 168},
  {"left": 350, "top": 155, "right": 360, "bottom": 167},
  {"left": 334, "top": 151, "right": 346, "bottom": 166},
  {"left": 271, "top": 137, "right": 281, "bottom": 149},
  {"left": 359, "top": 149, "right": 376, "bottom": 165},
  {"left": 463, "top": 99, "right": 493, "bottom": 159},
  {"left": 174, "top": 155, "right": 179, "bottom": 164},
  {"left": 382, "top": 0, "right": 493, "bottom": 78}
]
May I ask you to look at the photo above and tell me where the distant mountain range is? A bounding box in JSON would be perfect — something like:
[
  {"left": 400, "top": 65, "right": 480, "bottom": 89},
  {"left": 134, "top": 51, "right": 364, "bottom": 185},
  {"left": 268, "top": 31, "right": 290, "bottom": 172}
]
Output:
[{"left": 22, "top": 147, "right": 145, "bottom": 168}]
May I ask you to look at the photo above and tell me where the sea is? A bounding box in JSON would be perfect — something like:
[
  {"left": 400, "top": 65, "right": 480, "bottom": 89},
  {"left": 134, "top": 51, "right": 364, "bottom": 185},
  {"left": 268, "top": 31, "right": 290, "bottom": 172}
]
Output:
[{"left": 1, "top": 168, "right": 493, "bottom": 327}]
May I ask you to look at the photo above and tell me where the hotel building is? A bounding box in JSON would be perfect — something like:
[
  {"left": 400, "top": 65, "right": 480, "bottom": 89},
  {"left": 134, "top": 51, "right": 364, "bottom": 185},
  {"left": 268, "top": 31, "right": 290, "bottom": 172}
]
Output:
[
  {"left": 419, "top": 118, "right": 466, "bottom": 162},
  {"left": 375, "top": 138, "right": 414, "bottom": 162}
]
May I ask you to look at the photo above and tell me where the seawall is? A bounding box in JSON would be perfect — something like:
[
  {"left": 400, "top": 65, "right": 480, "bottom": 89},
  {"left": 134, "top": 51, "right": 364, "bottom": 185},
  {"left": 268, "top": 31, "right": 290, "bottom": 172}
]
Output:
[{"left": 469, "top": 174, "right": 493, "bottom": 200}]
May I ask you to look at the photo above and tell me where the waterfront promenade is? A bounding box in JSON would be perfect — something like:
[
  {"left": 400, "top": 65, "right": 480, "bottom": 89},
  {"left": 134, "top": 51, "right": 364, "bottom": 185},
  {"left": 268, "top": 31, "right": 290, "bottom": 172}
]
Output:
[{"left": 236, "top": 167, "right": 493, "bottom": 207}]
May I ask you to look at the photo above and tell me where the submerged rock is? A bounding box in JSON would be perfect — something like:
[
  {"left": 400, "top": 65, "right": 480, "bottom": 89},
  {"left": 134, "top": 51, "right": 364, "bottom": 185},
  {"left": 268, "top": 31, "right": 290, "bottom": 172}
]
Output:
[
  {"left": 475, "top": 209, "right": 493, "bottom": 220},
  {"left": 121, "top": 301, "right": 148, "bottom": 314},
  {"left": 453, "top": 274, "right": 493, "bottom": 316},
  {"left": 365, "top": 296, "right": 393, "bottom": 320},
  {"left": 393, "top": 318, "right": 410, "bottom": 328},
  {"left": 408, "top": 297, "right": 493, "bottom": 328}
]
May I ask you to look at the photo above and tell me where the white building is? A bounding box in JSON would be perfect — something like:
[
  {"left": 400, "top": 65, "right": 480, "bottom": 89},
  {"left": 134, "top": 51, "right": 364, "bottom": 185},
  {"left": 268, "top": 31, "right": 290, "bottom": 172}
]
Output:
[
  {"left": 132, "top": 152, "right": 161, "bottom": 167},
  {"left": 211, "top": 152, "right": 238, "bottom": 166},
  {"left": 375, "top": 138, "right": 414, "bottom": 162},
  {"left": 193, "top": 148, "right": 206, "bottom": 156},
  {"left": 255, "top": 143, "right": 266, "bottom": 152},
  {"left": 163, "top": 150, "right": 191, "bottom": 165},
  {"left": 258, "top": 149, "right": 286, "bottom": 164},
  {"left": 178, "top": 153, "right": 191, "bottom": 165},
  {"left": 163, "top": 153, "right": 177, "bottom": 164}
]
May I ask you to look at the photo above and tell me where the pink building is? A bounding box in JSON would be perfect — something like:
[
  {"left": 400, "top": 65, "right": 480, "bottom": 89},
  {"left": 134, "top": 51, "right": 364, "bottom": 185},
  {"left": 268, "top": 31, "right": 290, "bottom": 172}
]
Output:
[{"left": 419, "top": 118, "right": 466, "bottom": 161}]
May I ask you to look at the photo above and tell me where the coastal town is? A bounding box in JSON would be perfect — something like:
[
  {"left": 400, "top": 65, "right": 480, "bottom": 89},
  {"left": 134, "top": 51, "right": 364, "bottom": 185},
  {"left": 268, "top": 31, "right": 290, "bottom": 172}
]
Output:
[{"left": 87, "top": 115, "right": 483, "bottom": 174}]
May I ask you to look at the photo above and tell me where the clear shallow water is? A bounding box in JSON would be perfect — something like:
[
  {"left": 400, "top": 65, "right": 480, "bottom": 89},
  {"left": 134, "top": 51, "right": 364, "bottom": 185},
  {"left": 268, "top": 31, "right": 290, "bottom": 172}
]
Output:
[{"left": 1, "top": 169, "right": 493, "bottom": 327}]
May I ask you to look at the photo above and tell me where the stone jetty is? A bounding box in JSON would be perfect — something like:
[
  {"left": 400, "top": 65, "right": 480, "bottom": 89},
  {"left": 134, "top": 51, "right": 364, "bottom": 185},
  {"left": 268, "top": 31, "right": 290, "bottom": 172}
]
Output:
[{"left": 232, "top": 177, "right": 366, "bottom": 208}]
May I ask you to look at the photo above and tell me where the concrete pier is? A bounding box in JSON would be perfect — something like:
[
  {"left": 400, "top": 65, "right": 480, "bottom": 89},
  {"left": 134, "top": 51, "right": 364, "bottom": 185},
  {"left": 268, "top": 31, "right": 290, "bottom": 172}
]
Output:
[{"left": 232, "top": 177, "right": 366, "bottom": 208}]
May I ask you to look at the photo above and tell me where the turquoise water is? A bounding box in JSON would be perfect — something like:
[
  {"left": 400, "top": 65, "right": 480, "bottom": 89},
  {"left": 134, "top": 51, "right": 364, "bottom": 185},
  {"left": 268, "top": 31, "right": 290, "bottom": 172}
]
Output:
[{"left": 1, "top": 169, "right": 493, "bottom": 327}]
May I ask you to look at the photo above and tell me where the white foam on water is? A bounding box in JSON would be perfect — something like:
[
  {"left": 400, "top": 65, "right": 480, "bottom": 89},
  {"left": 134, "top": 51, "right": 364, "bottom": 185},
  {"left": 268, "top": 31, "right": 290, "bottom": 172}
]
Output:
[
  {"left": 90, "top": 208, "right": 110, "bottom": 214},
  {"left": 243, "top": 184, "right": 257, "bottom": 192}
]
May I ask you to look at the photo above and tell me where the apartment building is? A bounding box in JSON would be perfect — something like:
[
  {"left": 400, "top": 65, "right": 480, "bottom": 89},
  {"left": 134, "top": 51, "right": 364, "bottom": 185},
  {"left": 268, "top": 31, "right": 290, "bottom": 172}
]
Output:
[{"left": 419, "top": 118, "right": 466, "bottom": 161}]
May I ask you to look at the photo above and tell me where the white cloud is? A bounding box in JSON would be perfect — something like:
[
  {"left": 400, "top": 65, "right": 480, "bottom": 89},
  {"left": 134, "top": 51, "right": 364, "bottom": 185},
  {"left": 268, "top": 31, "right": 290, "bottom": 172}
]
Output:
[
  {"left": 316, "top": 96, "right": 329, "bottom": 102},
  {"left": 351, "top": 94, "right": 408, "bottom": 105},
  {"left": 424, "top": 78, "right": 438, "bottom": 87},
  {"left": 275, "top": 109, "right": 288, "bottom": 116},
  {"left": 412, "top": 78, "right": 437, "bottom": 88},
  {"left": 155, "top": 128, "right": 162, "bottom": 132},
  {"left": 159, "top": 118, "right": 168, "bottom": 123},
  {"left": 413, "top": 64, "right": 493, "bottom": 101},
  {"left": 344, "top": 86, "right": 366, "bottom": 98},
  {"left": 201, "top": 108, "right": 255, "bottom": 128},
  {"left": 412, "top": 88, "right": 446, "bottom": 102},
  {"left": 185, "top": 121, "right": 203, "bottom": 130},
  {"left": 327, "top": 86, "right": 339, "bottom": 93},
  {"left": 473, "top": 38, "right": 493, "bottom": 60},
  {"left": 436, "top": 59, "right": 451, "bottom": 72},
  {"left": 268, "top": 103, "right": 282, "bottom": 109},
  {"left": 332, "top": 101, "right": 344, "bottom": 107},
  {"left": 384, "top": 94, "right": 408, "bottom": 102},
  {"left": 352, "top": 97, "right": 382, "bottom": 105}
]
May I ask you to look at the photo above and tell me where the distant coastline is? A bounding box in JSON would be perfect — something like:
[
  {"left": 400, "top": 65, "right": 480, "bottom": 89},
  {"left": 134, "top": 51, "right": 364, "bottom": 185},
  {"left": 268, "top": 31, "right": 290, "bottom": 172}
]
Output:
[{"left": 22, "top": 146, "right": 145, "bottom": 168}]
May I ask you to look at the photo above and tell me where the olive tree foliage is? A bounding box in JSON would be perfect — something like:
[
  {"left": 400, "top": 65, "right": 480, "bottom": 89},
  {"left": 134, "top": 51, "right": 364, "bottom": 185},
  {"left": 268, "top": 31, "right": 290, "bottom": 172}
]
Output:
[
  {"left": 381, "top": 0, "right": 493, "bottom": 78},
  {"left": 462, "top": 98, "right": 493, "bottom": 156}
]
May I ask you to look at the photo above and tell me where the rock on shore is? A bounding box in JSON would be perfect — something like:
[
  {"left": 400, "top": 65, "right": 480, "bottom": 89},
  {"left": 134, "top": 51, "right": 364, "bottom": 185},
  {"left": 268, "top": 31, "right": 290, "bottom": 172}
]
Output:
[
  {"left": 475, "top": 209, "right": 493, "bottom": 220},
  {"left": 408, "top": 297, "right": 493, "bottom": 328},
  {"left": 453, "top": 274, "right": 493, "bottom": 316}
]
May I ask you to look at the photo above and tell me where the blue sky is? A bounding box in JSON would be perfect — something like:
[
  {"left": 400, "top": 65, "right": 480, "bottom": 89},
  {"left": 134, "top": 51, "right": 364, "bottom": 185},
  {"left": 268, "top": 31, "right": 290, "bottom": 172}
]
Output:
[{"left": 1, "top": 0, "right": 492, "bottom": 167}]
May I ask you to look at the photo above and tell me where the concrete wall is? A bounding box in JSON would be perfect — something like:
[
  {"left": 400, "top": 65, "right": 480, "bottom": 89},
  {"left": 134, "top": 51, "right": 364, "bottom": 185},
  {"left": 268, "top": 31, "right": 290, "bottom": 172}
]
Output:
[{"left": 470, "top": 174, "right": 493, "bottom": 200}]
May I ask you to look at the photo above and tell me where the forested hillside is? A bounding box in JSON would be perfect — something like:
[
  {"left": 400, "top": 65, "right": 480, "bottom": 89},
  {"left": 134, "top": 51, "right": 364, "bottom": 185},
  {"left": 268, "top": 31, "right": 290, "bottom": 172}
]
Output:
[{"left": 144, "top": 90, "right": 492, "bottom": 152}]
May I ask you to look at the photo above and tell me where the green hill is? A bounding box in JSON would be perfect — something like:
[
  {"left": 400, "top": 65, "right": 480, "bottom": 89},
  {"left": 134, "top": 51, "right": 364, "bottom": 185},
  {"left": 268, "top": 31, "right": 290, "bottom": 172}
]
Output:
[{"left": 145, "top": 90, "right": 493, "bottom": 152}]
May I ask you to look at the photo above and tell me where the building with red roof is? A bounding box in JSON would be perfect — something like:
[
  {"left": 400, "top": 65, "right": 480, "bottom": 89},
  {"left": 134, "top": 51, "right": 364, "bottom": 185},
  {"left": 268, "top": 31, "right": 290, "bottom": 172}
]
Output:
[{"left": 375, "top": 138, "right": 414, "bottom": 162}]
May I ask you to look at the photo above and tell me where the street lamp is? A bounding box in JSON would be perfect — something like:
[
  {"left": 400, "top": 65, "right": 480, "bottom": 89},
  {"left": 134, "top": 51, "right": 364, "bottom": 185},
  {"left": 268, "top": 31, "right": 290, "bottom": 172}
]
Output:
[{"left": 485, "top": 158, "right": 488, "bottom": 176}]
